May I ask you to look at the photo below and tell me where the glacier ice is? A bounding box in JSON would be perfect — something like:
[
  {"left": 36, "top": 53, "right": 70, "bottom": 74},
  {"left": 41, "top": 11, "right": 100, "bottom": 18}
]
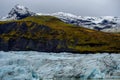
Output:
[{"left": 0, "top": 51, "right": 120, "bottom": 80}]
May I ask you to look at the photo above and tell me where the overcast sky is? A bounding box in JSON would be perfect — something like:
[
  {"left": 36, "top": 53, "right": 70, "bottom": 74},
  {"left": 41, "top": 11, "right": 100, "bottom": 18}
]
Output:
[{"left": 0, "top": 0, "right": 120, "bottom": 16}]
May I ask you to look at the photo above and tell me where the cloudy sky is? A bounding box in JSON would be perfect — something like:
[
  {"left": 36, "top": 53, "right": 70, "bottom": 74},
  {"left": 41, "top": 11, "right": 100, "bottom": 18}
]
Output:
[{"left": 0, "top": 0, "right": 120, "bottom": 16}]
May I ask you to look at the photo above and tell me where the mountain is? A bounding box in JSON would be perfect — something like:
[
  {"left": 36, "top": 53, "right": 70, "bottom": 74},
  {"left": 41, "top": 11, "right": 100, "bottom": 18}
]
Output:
[
  {"left": 1, "top": 5, "right": 120, "bottom": 32},
  {"left": 49, "top": 12, "right": 120, "bottom": 32},
  {"left": 0, "top": 16, "right": 120, "bottom": 53},
  {"left": 1, "top": 4, "right": 35, "bottom": 20},
  {"left": 37, "top": 12, "right": 120, "bottom": 32}
]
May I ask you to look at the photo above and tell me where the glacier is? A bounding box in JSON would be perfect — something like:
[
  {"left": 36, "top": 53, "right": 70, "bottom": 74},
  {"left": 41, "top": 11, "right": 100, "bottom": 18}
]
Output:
[{"left": 0, "top": 51, "right": 120, "bottom": 80}]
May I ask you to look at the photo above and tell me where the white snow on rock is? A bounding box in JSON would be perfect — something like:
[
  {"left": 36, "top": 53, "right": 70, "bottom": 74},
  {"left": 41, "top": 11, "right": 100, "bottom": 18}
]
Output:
[
  {"left": 1, "top": 4, "right": 35, "bottom": 21},
  {"left": 36, "top": 12, "right": 120, "bottom": 32},
  {"left": 0, "top": 51, "right": 120, "bottom": 80}
]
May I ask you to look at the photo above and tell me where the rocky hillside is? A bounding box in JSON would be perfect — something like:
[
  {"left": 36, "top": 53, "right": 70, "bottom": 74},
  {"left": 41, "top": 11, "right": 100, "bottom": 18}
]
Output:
[{"left": 0, "top": 16, "right": 120, "bottom": 53}]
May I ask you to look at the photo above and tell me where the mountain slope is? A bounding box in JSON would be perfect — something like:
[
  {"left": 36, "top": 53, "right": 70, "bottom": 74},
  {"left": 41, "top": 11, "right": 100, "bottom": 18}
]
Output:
[
  {"left": 0, "top": 16, "right": 120, "bottom": 53},
  {"left": 49, "top": 12, "right": 120, "bottom": 32}
]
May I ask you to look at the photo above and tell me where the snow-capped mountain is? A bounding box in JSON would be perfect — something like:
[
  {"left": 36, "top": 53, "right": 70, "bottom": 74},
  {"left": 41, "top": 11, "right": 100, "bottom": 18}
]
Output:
[
  {"left": 0, "top": 5, "right": 120, "bottom": 32},
  {"left": 49, "top": 12, "right": 120, "bottom": 32},
  {"left": 1, "top": 4, "right": 35, "bottom": 20}
]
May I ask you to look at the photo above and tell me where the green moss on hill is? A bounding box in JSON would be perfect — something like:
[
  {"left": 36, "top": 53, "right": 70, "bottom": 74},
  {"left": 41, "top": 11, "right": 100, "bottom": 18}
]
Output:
[{"left": 0, "top": 16, "right": 120, "bottom": 53}]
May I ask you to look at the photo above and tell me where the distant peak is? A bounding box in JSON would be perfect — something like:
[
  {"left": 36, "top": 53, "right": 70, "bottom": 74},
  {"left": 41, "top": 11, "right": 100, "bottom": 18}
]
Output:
[
  {"left": 11, "top": 4, "right": 29, "bottom": 14},
  {"left": 2, "top": 4, "right": 35, "bottom": 20}
]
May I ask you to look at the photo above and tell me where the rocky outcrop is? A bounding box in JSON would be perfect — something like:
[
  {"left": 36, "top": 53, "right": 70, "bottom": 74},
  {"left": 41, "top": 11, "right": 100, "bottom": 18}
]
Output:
[{"left": 0, "top": 22, "right": 72, "bottom": 52}]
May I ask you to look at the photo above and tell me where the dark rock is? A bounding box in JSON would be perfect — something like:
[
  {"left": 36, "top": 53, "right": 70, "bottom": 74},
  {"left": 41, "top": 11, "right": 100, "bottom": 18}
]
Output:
[
  {"left": 0, "top": 38, "right": 9, "bottom": 51},
  {"left": 94, "top": 27, "right": 102, "bottom": 31},
  {"left": 0, "top": 22, "right": 17, "bottom": 34}
]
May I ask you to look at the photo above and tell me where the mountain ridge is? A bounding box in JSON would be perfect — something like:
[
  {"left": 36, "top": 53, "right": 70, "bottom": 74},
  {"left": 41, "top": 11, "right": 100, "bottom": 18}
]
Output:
[
  {"left": 1, "top": 5, "right": 120, "bottom": 32},
  {"left": 49, "top": 12, "right": 120, "bottom": 32}
]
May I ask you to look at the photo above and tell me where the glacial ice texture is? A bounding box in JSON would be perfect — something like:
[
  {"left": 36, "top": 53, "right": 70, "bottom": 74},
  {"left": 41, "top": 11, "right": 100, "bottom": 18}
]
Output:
[{"left": 0, "top": 51, "right": 120, "bottom": 80}]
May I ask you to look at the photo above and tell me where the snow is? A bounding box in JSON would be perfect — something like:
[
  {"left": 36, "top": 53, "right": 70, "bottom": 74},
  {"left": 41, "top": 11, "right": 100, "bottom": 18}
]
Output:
[
  {"left": 15, "top": 4, "right": 27, "bottom": 10},
  {"left": 51, "top": 12, "right": 78, "bottom": 19},
  {"left": 11, "top": 4, "right": 28, "bottom": 15},
  {"left": 0, "top": 51, "right": 120, "bottom": 80},
  {"left": 0, "top": 4, "right": 35, "bottom": 20},
  {"left": 36, "top": 12, "right": 120, "bottom": 32}
]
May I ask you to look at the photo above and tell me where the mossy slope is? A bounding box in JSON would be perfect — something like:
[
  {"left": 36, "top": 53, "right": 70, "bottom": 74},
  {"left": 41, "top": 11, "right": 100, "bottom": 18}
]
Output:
[{"left": 0, "top": 16, "right": 120, "bottom": 53}]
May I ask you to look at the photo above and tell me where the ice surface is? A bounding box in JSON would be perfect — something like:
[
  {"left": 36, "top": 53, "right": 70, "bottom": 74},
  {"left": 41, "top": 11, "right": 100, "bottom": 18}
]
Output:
[{"left": 0, "top": 51, "right": 120, "bottom": 80}]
